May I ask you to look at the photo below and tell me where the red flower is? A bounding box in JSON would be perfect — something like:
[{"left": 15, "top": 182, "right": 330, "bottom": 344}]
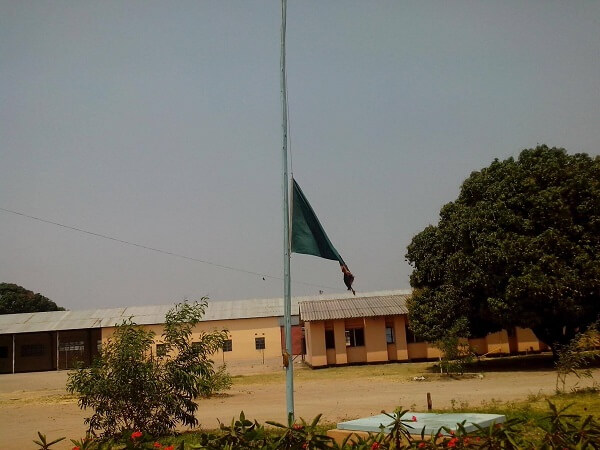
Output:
[
  {"left": 371, "top": 443, "right": 381, "bottom": 450},
  {"left": 302, "top": 443, "right": 308, "bottom": 449},
  {"left": 293, "top": 424, "right": 304, "bottom": 430},
  {"left": 72, "top": 447, "right": 81, "bottom": 450},
  {"left": 418, "top": 443, "right": 426, "bottom": 448},
  {"left": 412, "top": 415, "right": 418, "bottom": 422},
  {"left": 164, "top": 446, "right": 175, "bottom": 450},
  {"left": 153, "top": 443, "right": 163, "bottom": 448},
  {"left": 131, "top": 431, "right": 143, "bottom": 440},
  {"left": 447, "top": 437, "right": 459, "bottom": 448}
]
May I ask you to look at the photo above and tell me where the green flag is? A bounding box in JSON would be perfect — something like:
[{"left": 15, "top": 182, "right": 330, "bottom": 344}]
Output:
[
  {"left": 291, "top": 178, "right": 356, "bottom": 294},
  {"left": 291, "top": 178, "right": 345, "bottom": 264}
]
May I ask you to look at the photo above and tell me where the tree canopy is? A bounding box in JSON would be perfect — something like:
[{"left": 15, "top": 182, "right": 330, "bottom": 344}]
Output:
[
  {"left": 0, "top": 283, "right": 65, "bottom": 314},
  {"left": 405, "top": 146, "right": 600, "bottom": 350}
]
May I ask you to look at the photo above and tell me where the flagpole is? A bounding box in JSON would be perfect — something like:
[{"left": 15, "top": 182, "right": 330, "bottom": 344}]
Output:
[{"left": 280, "top": 0, "right": 294, "bottom": 422}]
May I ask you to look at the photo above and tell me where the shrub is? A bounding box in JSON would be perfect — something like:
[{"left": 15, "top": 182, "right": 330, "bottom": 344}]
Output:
[
  {"left": 67, "top": 299, "right": 229, "bottom": 438},
  {"left": 555, "top": 322, "right": 600, "bottom": 393},
  {"left": 436, "top": 335, "right": 474, "bottom": 375}
]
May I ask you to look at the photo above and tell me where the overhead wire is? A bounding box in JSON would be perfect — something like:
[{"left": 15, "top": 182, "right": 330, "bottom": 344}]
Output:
[{"left": 0, "top": 206, "right": 339, "bottom": 291}]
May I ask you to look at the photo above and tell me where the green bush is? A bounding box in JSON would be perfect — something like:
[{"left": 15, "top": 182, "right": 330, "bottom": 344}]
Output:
[{"left": 67, "top": 299, "right": 230, "bottom": 439}]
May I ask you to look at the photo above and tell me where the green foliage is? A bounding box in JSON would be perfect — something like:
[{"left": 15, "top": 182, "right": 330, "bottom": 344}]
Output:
[
  {"left": 66, "top": 299, "right": 230, "bottom": 439},
  {"left": 406, "top": 146, "right": 600, "bottom": 350},
  {"left": 0, "top": 282, "right": 65, "bottom": 314},
  {"left": 33, "top": 400, "right": 600, "bottom": 448},
  {"left": 555, "top": 322, "right": 600, "bottom": 393},
  {"left": 32, "top": 432, "right": 65, "bottom": 449},
  {"left": 435, "top": 336, "right": 475, "bottom": 375}
]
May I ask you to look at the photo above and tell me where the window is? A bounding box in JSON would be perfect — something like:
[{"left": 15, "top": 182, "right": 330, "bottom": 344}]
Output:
[
  {"left": 222, "top": 339, "right": 232, "bottom": 352},
  {"left": 386, "top": 326, "right": 395, "bottom": 344},
  {"left": 0, "top": 346, "right": 7, "bottom": 358},
  {"left": 255, "top": 337, "right": 265, "bottom": 350},
  {"left": 325, "top": 329, "right": 335, "bottom": 349},
  {"left": 345, "top": 328, "right": 364, "bottom": 347},
  {"left": 59, "top": 341, "right": 85, "bottom": 352},
  {"left": 21, "top": 344, "right": 44, "bottom": 357},
  {"left": 405, "top": 324, "right": 425, "bottom": 343},
  {"left": 156, "top": 343, "right": 166, "bottom": 357}
]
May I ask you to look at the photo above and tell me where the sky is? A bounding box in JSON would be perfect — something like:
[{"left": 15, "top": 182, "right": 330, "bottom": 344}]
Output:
[{"left": 1, "top": 1, "right": 599, "bottom": 310}]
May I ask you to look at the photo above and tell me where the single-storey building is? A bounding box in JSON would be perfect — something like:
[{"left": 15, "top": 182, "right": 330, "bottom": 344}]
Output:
[
  {"left": 0, "top": 290, "right": 547, "bottom": 374},
  {"left": 0, "top": 297, "right": 303, "bottom": 374},
  {"left": 300, "top": 291, "right": 548, "bottom": 368}
]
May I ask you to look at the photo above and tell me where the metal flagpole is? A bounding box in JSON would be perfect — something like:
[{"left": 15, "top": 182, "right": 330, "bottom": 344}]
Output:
[{"left": 280, "top": 0, "right": 294, "bottom": 422}]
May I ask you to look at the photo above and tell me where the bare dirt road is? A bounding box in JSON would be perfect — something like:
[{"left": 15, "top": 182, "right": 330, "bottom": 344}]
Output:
[{"left": 1, "top": 361, "right": 597, "bottom": 450}]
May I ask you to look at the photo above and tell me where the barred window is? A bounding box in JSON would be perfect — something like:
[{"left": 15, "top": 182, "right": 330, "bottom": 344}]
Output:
[
  {"left": 255, "top": 337, "right": 265, "bottom": 350},
  {"left": 345, "top": 328, "right": 364, "bottom": 347},
  {"left": 59, "top": 341, "right": 85, "bottom": 352},
  {"left": 325, "top": 330, "right": 335, "bottom": 349},
  {"left": 222, "top": 339, "right": 232, "bottom": 352},
  {"left": 156, "top": 343, "right": 166, "bottom": 357},
  {"left": 385, "top": 326, "right": 395, "bottom": 344}
]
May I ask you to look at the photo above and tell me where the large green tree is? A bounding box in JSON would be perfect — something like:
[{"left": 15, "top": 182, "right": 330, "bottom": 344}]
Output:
[
  {"left": 406, "top": 146, "right": 600, "bottom": 351},
  {"left": 0, "top": 283, "right": 65, "bottom": 314}
]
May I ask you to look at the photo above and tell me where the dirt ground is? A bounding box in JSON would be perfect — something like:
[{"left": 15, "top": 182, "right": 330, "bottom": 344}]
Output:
[{"left": 1, "top": 360, "right": 598, "bottom": 450}]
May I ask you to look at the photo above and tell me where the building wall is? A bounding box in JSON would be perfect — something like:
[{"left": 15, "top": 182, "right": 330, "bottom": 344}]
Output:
[
  {"left": 364, "top": 317, "right": 388, "bottom": 363},
  {"left": 305, "top": 314, "right": 548, "bottom": 368},
  {"left": 13, "top": 332, "right": 54, "bottom": 373},
  {"left": 102, "top": 316, "right": 291, "bottom": 365},
  {"left": 304, "top": 321, "right": 327, "bottom": 367},
  {"left": 515, "top": 327, "right": 546, "bottom": 352},
  {"left": 485, "top": 330, "right": 510, "bottom": 355},
  {"left": 0, "top": 334, "right": 13, "bottom": 373}
]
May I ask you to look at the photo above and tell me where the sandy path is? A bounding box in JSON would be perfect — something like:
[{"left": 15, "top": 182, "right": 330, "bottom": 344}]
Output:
[{"left": 1, "top": 366, "right": 597, "bottom": 450}]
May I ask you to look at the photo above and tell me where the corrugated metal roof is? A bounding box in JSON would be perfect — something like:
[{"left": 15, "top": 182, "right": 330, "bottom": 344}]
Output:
[
  {"left": 299, "top": 292, "right": 411, "bottom": 321},
  {"left": 0, "top": 289, "right": 410, "bottom": 334}
]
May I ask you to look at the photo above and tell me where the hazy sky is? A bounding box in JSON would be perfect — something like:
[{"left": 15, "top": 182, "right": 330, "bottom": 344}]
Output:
[{"left": 1, "top": 1, "right": 599, "bottom": 310}]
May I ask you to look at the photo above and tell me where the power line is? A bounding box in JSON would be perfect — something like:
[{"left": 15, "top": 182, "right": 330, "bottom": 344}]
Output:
[{"left": 0, "top": 206, "right": 339, "bottom": 291}]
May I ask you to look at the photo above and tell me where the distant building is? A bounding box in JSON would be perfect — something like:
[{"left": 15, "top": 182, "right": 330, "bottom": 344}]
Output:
[{"left": 0, "top": 290, "right": 547, "bottom": 374}]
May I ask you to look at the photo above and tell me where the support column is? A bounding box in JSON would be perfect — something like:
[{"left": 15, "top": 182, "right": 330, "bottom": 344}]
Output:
[
  {"left": 333, "top": 320, "right": 348, "bottom": 365},
  {"left": 394, "top": 316, "right": 409, "bottom": 361},
  {"left": 364, "top": 317, "right": 388, "bottom": 362},
  {"left": 56, "top": 331, "right": 60, "bottom": 371},
  {"left": 12, "top": 334, "right": 15, "bottom": 374}
]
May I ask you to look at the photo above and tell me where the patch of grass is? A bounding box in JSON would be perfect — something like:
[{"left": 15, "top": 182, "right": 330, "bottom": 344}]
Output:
[
  {"left": 232, "top": 362, "right": 435, "bottom": 386},
  {"left": 0, "top": 393, "right": 77, "bottom": 406},
  {"left": 437, "top": 388, "right": 600, "bottom": 423}
]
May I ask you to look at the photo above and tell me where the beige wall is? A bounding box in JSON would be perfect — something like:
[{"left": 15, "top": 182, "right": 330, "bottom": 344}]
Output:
[
  {"left": 515, "top": 327, "right": 543, "bottom": 352},
  {"left": 333, "top": 319, "right": 348, "bottom": 365},
  {"left": 364, "top": 317, "right": 388, "bottom": 363},
  {"left": 304, "top": 314, "right": 547, "bottom": 368},
  {"left": 393, "top": 316, "right": 409, "bottom": 361},
  {"left": 485, "top": 330, "right": 510, "bottom": 355},
  {"left": 103, "top": 316, "right": 287, "bottom": 365},
  {"left": 469, "top": 337, "right": 488, "bottom": 355},
  {"left": 407, "top": 342, "right": 442, "bottom": 360},
  {"left": 305, "top": 321, "right": 327, "bottom": 367}
]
